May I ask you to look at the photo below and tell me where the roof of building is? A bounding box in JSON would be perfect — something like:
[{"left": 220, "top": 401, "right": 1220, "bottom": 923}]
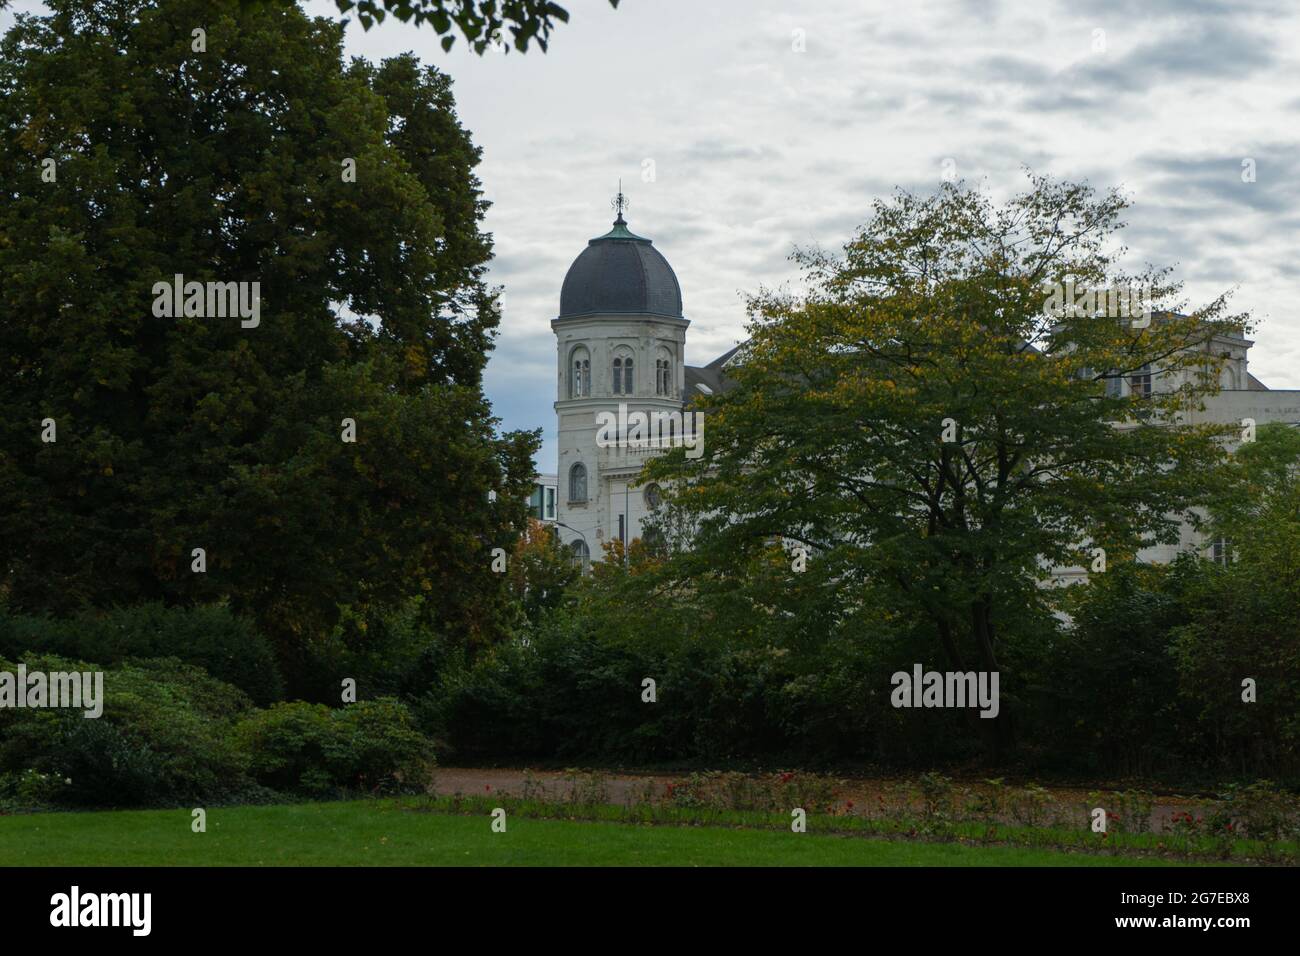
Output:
[
  {"left": 682, "top": 344, "right": 744, "bottom": 402},
  {"left": 558, "top": 213, "right": 683, "bottom": 319}
]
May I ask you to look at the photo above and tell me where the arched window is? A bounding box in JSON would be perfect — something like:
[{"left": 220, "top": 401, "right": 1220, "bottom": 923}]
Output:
[
  {"left": 570, "top": 346, "right": 590, "bottom": 398},
  {"left": 568, "top": 462, "right": 587, "bottom": 503},
  {"left": 612, "top": 350, "right": 634, "bottom": 395},
  {"left": 569, "top": 538, "right": 590, "bottom": 570},
  {"left": 643, "top": 483, "right": 662, "bottom": 509},
  {"left": 655, "top": 347, "right": 673, "bottom": 396}
]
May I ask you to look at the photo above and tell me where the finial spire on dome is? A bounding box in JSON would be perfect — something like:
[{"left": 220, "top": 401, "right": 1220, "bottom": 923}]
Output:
[
  {"left": 612, "top": 179, "right": 628, "bottom": 225},
  {"left": 592, "top": 181, "right": 648, "bottom": 242}
]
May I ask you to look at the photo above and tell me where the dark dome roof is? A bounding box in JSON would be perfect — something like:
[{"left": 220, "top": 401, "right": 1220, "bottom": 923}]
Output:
[{"left": 559, "top": 216, "right": 683, "bottom": 318}]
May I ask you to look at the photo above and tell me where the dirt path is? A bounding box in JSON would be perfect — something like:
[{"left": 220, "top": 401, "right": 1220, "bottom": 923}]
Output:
[{"left": 431, "top": 767, "right": 679, "bottom": 804}]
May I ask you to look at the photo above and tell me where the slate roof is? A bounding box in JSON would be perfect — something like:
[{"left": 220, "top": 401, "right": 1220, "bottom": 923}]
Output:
[
  {"left": 683, "top": 344, "right": 743, "bottom": 402},
  {"left": 558, "top": 215, "right": 683, "bottom": 319}
]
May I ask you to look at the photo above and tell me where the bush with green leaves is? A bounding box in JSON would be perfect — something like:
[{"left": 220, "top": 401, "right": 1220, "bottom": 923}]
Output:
[
  {"left": 234, "top": 698, "right": 432, "bottom": 795},
  {"left": 288, "top": 599, "right": 463, "bottom": 704},
  {"left": 0, "top": 604, "right": 283, "bottom": 705},
  {"left": 0, "top": 653, "right": 254, "bottom": 807}
]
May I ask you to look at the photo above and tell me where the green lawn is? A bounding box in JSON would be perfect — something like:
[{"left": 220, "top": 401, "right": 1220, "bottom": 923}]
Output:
[{"left": 0, "top": 800, "right": 1200, "bottom": 866}]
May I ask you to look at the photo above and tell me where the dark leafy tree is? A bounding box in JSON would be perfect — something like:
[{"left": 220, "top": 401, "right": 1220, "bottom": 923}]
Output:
[
  {"left": 644, "top": 175, "right": 1244, "bottom": 759},
  {"left": 0, "top": 0, "right": 538, "bottom": 660}
]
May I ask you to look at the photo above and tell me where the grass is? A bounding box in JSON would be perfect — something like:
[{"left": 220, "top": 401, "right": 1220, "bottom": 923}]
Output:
[{"left": 0, "top": 798, "right": 1215, "bottom": 867}]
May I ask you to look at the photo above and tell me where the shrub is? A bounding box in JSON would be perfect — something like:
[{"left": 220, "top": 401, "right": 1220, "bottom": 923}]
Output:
[
  {"left": 235, "top": 698, "right": 433, "bottom": 796},
  {"left": 53, "top": 719, "right": 168, "bottom": 806},
  {"left": 917, "top": 772, "right": 957, "bottom": 822},
  {"left": 1220, "top": 780, "right": 1298, "bottom": 841},
  {"left": 328, "top": 698, "right": 433, "bottom": 792},
  {"left": 0, "top": 768, "right": 69, "bottom": 810},
  {"left": 231, "top": 701, "right": 334, "bottom": 794},
  {"left": 1008, "top": 783, "right": 1053, "bottom": 828},
  {"left": 0, "top": 653, "right": 254, "bottom": 807},
  {"left": 0, "top": 604, "right": 283, "bottom": 704},
  {"left": 287, "top": 599, "right": 462, "bottom": 704}
]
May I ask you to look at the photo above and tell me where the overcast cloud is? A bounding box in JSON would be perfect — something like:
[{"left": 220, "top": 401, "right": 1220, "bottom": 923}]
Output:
[{"left": 9, "top": 0, "right": 1296, "bottom": 474}]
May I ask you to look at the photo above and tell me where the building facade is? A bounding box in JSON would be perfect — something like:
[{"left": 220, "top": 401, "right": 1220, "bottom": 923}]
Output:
[
  {"left": 552, "top": 207, "right": 687, "bottom": 565},
  {"left": 527, "top": 473, "right": 557, "bottom": 525}
]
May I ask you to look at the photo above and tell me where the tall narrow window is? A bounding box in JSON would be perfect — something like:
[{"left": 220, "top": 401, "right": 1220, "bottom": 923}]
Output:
[
  {"left": 1211, "top": 536, "right": 1229, "bottom": 566},
  {"left": 655, "top": 347, "right": 673, "bottom": 396},
  {"left": 570, "top": 346, "right": 590, "bottom": 398},
  {"left": 569, "top": 538, "right": 590, "bottom": 570},
  {"left": 544, "top": 486, "right": 556, "bottom": 520},
  {"left": 612, "top": 349, "right": 634, "bottom": 395},
  {"left": 568, "top": 462, "right": 587, "bottom": 503}
]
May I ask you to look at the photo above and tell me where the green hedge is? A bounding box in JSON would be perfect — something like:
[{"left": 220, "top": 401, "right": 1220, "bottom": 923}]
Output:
[
  {"left": 0, "top": 604, "right": 283, "bottom": 704},
  {"left": 428, "top": 609, "right": 971, "bottom": 766}
]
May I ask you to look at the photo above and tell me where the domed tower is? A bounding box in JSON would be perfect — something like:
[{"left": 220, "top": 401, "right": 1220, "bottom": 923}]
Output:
[{"left": 552, "top": 190, "right": 688, "bottom": 565}]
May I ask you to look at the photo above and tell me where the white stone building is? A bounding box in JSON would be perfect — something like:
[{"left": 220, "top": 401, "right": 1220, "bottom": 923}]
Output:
[
  {"left": 552, "top": 203, "right": 1300, "bottom": 571},
  {"left": 552, "top": 204, "right": 687, "bottom": 565}
]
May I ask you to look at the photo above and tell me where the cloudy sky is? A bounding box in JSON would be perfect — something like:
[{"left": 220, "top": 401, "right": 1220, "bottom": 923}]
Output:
[
  {"left": 314, "top": 0, "right": 1298, "bottom": 475},
  {"left": 9, "top": 0, "right": 1299, "bottom": 474}
]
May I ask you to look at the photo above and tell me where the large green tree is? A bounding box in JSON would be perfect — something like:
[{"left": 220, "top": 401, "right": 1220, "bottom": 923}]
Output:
[
  {"left": 1172, "top": 423, "right": 1300, "bottom": 772},
  {"left": 0, "top": 0, "right": 537, "bottom": 657},
  {"left": 644, "top": 175, "right": 1245, "bottom": 757}
]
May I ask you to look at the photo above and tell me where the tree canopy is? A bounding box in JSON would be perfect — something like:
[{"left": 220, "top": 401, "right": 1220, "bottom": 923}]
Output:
[
  {"left": 643, "top": 175, "right": 1247, "bottom": 756},
  {"left": 0, "top": 0, "right": 538, "bottom": 656},
  {"left": 258, "top": 0, "right": 622, "bottom": 47}
]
